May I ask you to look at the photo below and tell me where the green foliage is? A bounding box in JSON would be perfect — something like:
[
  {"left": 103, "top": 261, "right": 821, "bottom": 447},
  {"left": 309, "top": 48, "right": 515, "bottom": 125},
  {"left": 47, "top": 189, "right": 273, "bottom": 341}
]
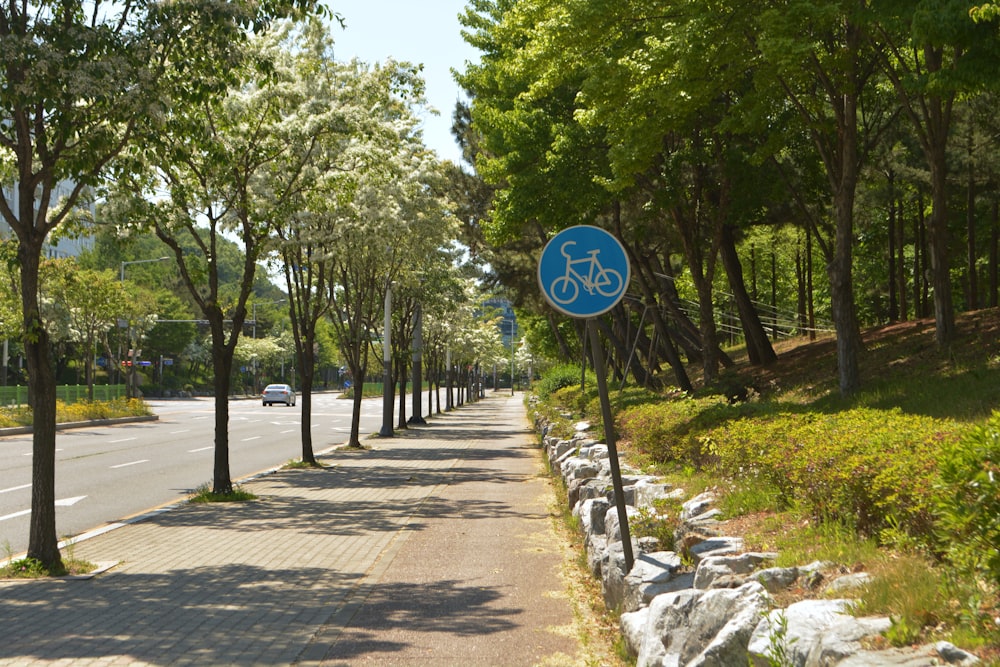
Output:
[
  {"left": 535, "top": 363, "right": 592, "bottom": 399},
  {"left": 717, "top": 477, "right": 787, "bottom": 518},
  {"left": 936, "top": 412, "right": 1000, "bottom": 588},
  {"left": 282, "top": 458, "right": 325, "bottom": 470},
  {"left": 630, "top": 497, "right": 683, "bottom": 551},
  {"left": 709, "top": 408, "right": 960, "bottom": 540},
  {"left": 762, "top": 610, "right": 797, "bottom": 667},
  {"left": 189, "top": 483, "right": 257, "bottom": 503},
  {"left": 853, "top": 552, "right": 943, "bottom": 647},
  {"left": 0, "top": 398, "right": 150, "bottom": 428},
  {"left": 0, "top": 557, "right": 53, "bottom": 578},
  {"left": 617, "top": 394, "right": 733, "bottom": 467}
]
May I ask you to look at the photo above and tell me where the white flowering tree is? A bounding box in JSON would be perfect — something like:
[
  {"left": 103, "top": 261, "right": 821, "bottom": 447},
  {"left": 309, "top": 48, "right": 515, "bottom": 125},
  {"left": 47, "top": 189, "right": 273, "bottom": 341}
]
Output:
[{"left": 0, "top": 0, "right": 329, "bottom": 571}]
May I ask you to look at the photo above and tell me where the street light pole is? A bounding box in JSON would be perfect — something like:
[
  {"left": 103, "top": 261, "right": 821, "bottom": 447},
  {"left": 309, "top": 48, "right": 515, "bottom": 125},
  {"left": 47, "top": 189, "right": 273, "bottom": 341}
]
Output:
[
  {"left": 408, "top": 303, "right": 426, "bottom": 425},
  {"left": 510, "top": 321, "right": 516, "bottom": 397},
  {"left": 379, "top": 284, "right": 393, "bottom": 437},
  {"left": 120, "top": 256, "right": 170, "bottom": 283}
]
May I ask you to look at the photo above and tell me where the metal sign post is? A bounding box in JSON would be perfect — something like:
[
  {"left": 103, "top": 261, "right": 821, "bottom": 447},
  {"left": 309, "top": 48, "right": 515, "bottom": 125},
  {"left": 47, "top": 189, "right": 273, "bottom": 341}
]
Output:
[{"left": 538, "top": 225, "right": 634, "bottom": 572}]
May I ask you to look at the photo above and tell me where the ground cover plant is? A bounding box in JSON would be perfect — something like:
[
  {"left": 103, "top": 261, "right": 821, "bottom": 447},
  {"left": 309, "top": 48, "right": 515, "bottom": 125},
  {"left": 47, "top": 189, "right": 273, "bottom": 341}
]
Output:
[
  {"left": 535, "top": 309, "right": 1000, "bottom": 658},
  {"left": 188, "top": 483, "right": 257, "bottom": 503},
  {"left": 0, "top": 398, "right": 151, "bottom": 428}
]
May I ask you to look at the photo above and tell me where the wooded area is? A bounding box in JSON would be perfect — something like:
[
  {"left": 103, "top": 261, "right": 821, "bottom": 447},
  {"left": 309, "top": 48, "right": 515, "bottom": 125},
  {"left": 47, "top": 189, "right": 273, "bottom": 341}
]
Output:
[{"left": 455, "top": 0, "right": 1000, "bottom": 397}]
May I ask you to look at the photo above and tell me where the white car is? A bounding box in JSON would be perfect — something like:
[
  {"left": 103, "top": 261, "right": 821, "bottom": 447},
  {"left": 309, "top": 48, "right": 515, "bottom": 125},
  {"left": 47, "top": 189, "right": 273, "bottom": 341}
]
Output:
[{"left": 262, "top": 383, "right": 296, "bottom": 407}]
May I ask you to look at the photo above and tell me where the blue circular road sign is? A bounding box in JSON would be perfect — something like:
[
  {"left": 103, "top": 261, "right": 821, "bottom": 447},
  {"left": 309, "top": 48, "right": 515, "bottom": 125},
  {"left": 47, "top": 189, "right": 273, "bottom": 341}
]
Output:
[{"left": 538, "top": 225, "right": 630, "bottom": 318}]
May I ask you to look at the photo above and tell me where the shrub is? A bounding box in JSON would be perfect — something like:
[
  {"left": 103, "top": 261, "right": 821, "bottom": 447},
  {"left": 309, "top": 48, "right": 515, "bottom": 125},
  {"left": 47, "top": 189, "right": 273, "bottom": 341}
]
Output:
[
  {"left": 936, "top": 412, "right": 1000, "bottom": 588},
  {"left": 535, "top": 363, "right": 593, "bottom": 400},
  {"left": 617, "top": 394, "right": 732, "bottom": 466},
  {"left": 709, "top": 408, "right": 961, "bottom": 541},
  {"left": 56, "top": 398, "right": 151, "bottom": 422}
]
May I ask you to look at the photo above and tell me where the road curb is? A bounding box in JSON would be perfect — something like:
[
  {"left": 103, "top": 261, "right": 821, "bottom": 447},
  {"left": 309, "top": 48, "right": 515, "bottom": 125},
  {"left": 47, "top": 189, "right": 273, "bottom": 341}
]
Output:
[{"left": 0, "top": 414, "right": 159, "bottom": 437}]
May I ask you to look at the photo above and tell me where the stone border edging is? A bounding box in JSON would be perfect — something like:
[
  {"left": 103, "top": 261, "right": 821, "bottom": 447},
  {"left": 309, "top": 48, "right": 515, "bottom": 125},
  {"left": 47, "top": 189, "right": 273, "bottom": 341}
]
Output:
[{"left": 531, "top": 403, "right": 982, "bottom": 667}]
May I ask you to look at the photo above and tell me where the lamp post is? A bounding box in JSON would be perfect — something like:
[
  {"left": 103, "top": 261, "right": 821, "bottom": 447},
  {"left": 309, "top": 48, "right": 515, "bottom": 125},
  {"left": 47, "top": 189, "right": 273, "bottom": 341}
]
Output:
[
  {"left": 120, "top": 257, "right": 170, "bottom": 398},
  {"left": 120, "top": 256, "right": 171, "bottom": 283},
  {"left": 379, "top": 283, "right": 393, "bottom": 437},
  {"left": 510, "top": 320, "right": 517, "bottom": 397},
  {"left": 408, "top": 303, "right": 426, "bottom": 425}
]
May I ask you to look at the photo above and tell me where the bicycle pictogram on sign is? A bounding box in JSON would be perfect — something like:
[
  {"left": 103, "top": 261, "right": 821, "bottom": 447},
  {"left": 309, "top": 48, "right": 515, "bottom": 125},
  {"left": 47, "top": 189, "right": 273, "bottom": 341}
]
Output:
[
  {"left": 548, "top": 241, "right": 624, "bottom": 305},
  {"left": 538, "top": 225, "right": 630, "bottom": 319}
]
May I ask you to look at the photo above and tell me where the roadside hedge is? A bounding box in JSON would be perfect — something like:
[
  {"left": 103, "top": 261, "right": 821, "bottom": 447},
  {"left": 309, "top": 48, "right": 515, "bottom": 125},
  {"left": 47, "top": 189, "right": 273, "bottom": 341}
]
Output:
[
  {"left": 707, "top": 408, "right": 961, "bottom": 539},
  {"left": 617, "top": 397, "right": 964, "bottom": 542}
]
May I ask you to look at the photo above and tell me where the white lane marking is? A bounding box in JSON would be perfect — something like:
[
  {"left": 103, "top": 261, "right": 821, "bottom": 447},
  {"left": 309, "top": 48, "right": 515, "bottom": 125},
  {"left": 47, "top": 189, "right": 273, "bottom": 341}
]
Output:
[
  {"left": 22, "top": 448, "right": 63, "bottom": 457},
  {"left": 281, "top": 429, "right": 296, "bottom": 434},
  {"left": 188, "top": 446, "right": 213, "bottom": 453},
  {"left": 0, "top": 483, "right": 31, "bottom": 495},
  {"left": 1, "top": 496, "right": 86, "bottom": 522},
  {"left": 109, "top": 437, "right": 136, "bottom": 444},
  {"left": 242, "top": 436, "right": 262, "bottom": 442},
  {"left": 111, "top": 459, "right": 149, "bottom": 469},
  {"left": 171, "top": 429, "right": 191, "bottom": 434}
]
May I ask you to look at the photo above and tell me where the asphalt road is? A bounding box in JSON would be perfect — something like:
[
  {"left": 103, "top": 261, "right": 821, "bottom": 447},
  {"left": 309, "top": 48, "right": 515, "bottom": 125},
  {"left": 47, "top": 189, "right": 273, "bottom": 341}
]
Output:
[{"left": 0, "top": 391, "right": 436, "bottom": 559}]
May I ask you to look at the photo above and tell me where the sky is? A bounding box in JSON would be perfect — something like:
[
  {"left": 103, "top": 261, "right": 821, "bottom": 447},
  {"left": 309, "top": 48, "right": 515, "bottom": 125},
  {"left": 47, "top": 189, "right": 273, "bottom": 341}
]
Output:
[{"left": 328, "top": 1, "right": 481, "bottom": 166}]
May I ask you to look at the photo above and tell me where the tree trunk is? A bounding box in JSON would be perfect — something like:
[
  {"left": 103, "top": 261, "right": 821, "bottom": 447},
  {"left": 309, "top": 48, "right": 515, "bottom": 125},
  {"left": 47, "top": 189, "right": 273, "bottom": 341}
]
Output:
[
  {"left": 210, "top": 324, "right": 234, "bottom": 495},
  {"left": 348, "top": 360, "right": 367, "bottom": 447},
  {"left": 298, "top": 344, "right": 317, "bottom": 465},
  {"left": 796, "top": 242, "right": 807, "bottom": 333},
  {"left": 603, "top": 308, "right": 655, "bottom": 389},
  {"left": 720, "top": 224, "right": 777, "bottom": 366},
  {"left": 825, "top": 82, "right": 864, "bottom": 395},
  {"left": 991, "top": 200, "right": 998, "bottom": 308},
  {"left": 648, "top": 253, "right": 705, "bottom": 362},
  {"left": 898, "top": 194, "right": 908, "bottom": 320},
  {"left": 928, "top": 137, "right": 956, "bottom": 343},
  {"left": 22, "top": 238, "right": 63, "bottom": 571},
  {"left": 888, "top": 173, "right": 898, "bottom": 322},
  {"left": 914, "top": 198, "right": 925, "bottom": 318},
  {"left": 967, "top": 129, "right": 977, "bottom": 311},
  {"left": 86, "top": 335, "right": 95, "bottom": 402},
  {"left": 807, "top": 227, "right": 816, "bottom": 340},
  {"left": 829, "top": 183, "right": 863, "bottom": 395},
  {"left": 397, "top": 355, "right": 408, "bottom": 429}
]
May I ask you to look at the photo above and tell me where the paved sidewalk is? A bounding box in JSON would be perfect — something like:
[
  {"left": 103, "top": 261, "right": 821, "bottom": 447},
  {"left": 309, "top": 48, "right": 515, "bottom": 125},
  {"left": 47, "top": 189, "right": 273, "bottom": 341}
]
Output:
[{"left": 1, "top": 394, "right": 585, "bottom": 666}]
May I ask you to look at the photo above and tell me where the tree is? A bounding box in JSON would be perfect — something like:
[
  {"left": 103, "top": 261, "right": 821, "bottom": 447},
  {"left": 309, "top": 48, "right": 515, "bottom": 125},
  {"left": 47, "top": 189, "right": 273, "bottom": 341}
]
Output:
[
  {"left": 873, "top": 1, "right": 1000, "bottom": 345},
  {"left": 263, "top": 25, "right": 408, "bottom": 463},
  {"left": 324, "top": 138, "right": 454, "bottom": 444},
  {"left": 0, "top": 0, "right": 326, "bottom": 571},
  {"left": 54, "top": 265, "right": 123, "bottom": 400},
  {"left": 104, "top": 16, "right": 327, "bottom": 495}
]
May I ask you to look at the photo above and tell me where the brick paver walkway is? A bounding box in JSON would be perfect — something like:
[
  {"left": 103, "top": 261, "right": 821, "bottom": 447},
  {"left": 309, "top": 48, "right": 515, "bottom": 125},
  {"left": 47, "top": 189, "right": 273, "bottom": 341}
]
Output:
[{"left": 1, "top": 394, "right": 582, "bottom": 666}]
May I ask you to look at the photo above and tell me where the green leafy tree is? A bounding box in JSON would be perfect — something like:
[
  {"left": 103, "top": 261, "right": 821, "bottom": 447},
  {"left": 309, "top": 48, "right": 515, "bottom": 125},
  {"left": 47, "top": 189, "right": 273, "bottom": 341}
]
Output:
[
  {"left": 0, "top": 0, "right": 326, "bottom": 571},
  {"left": 872, "top": 1, "right": 1000, "bottom": 345},
  {"left": 53, "top": 265, "right": 124, "bottom": 400},
  {"left": 280, "top": 56, "right": 452, "bottom": 446},
  {"left": 105, "top": 25, "right": 329, "bottom": 494}
]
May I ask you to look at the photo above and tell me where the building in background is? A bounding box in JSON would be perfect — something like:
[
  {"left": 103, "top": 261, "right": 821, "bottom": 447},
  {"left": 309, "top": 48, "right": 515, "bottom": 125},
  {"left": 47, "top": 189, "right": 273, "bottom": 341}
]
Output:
[
  {"left": 0, "top": 180, "right": 95, "bottom": 258},
  {"left": 1, "top": 180, "right": 96, "bottom": 387}
]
